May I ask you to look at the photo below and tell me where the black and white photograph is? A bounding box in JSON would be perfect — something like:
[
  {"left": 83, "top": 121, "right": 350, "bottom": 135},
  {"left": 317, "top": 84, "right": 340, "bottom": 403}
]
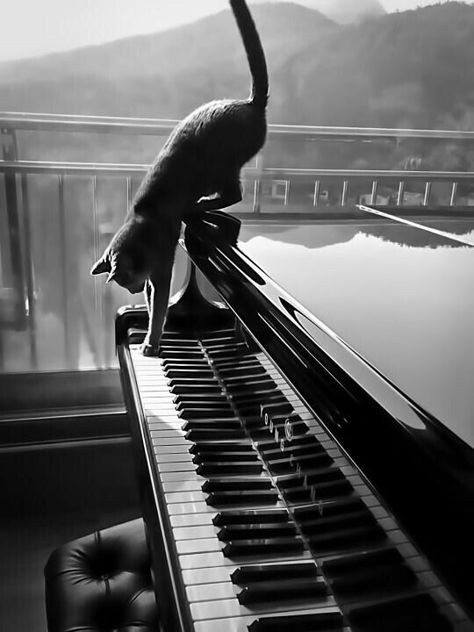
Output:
[{"left": 1, "top": 1, "right": 473, "bottom": 630}]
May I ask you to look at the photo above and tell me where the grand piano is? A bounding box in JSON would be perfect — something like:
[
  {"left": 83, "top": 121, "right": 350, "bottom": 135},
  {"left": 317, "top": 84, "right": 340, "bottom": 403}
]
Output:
[{"left": 115, "top": 210, "right": 474, "bottom": 632}]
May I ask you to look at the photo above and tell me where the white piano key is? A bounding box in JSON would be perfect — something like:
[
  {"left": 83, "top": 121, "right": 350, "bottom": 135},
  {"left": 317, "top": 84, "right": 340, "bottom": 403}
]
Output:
[
  {"left": 176, "top": 538, "right": 221, "bottom": 555},
  {"left": 152, "top": 437, "right": 189, "bottom": 446},
  {"left": 155, "top": 452, "right": 194, "bottom": 463},
  {"left": 180, "top": 551, "right": 233, "bottom": 570},
  {"left": 173, "top": 525, "right": 217, "bottom": 540},
  {"left": 154, "top": 444, "right": 192, "bottom": 454},
  {"left": 147, "top": 415, "right": 182, "bottom": 423},
  {"left": 163, "top": 480, "right": 203, "bottom": 493},
  {"left": 149, "top": 422, "right": 185, "bottom": 431},
  {"left": 179, "top": 550, "right": 311, "bottom": 571},
  {"left": 182, "top": 566, "right": 236, "bottom": 585},
  {"left": 165, "top": 490, "right": 208, "bottom": 504},
  {"left": 170, "top": 513, "right": 215, "bottom": 528},
  {"left": 158, "top": 461, "right": 196, "bottom": 473},
  {"left": 144, "top": 405, "right": 180, "bottom": 415},
  {"left": 190, "top": 595, "right": 337, "bottom": 621},
  {"left": 151, "top": 429, "right": 187, "bottom": 439},
  {"left": 186, "top": 581, "right": 237, "bottom": 602},
  {"left": 161, "top": 471, "right": 206, "bottom": 482},
  {"left": 169, "top": 502, "right": 214, "bottom": 515},
  {"left": 193, "top": 608, "right": 344, "bottom": 632}
]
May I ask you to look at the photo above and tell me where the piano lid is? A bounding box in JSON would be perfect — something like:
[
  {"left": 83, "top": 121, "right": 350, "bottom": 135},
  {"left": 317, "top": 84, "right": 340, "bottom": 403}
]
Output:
[{"left": 238, "top": 216, "right": 474, "bottom": 450}]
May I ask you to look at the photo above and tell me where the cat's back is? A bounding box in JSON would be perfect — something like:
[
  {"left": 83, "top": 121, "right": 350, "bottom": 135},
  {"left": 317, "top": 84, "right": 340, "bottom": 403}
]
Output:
[{"left": 163, "top": 98, "right": 266, "bottom": 164}]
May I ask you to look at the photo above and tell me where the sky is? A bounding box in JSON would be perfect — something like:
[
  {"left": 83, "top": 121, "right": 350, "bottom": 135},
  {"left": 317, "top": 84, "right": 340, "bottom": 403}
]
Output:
[{"left": 0, "top": 0, "right": 454, "bottom": 62}]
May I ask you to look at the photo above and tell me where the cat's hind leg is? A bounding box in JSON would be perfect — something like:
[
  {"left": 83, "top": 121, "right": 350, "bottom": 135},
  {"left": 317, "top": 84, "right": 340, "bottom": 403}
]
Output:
[{"left": 192, "top": 180, "right": 242, "bottom": 214}]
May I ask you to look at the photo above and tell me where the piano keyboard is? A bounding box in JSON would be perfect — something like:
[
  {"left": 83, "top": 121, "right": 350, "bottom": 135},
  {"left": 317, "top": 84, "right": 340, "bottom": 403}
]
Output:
[{"left": 126, "top": 326, "right": 473, "bottom": 632}]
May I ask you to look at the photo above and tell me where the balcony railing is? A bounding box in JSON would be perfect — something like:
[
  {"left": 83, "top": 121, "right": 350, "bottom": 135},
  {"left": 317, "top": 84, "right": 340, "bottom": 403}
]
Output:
[{"left": 1, "top": 111, "right": 474, "bottom": 373}]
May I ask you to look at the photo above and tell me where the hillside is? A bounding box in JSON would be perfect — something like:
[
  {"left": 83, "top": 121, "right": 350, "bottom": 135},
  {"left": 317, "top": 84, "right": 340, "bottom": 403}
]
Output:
[
  {"left": 0, "top": 3, "right": 335, "bottom": 119},
  {"left": 276, "top": 1, "right": 474, "bottom": 128},
  {"left": 0, "top": 1, "right": 473, "bottom": 131},
  {"left": 302, "top": 0, "right": 386, "bottom": 23}
]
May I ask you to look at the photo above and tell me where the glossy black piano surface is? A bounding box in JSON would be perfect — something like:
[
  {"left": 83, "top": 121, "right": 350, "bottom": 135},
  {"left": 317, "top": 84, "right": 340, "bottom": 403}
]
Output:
[
  {"left": 239, "top": 215, "right": 474, "bottom": 448},
  {"left": 116, "top": 212, "right": 474, "bottom": 632}
]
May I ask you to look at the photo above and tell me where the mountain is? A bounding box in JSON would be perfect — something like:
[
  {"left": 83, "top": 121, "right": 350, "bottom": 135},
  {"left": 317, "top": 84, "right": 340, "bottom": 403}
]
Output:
[
  {"left": 0, "top": 1, "right": 473, "bottom": 134},
  {"left": 298, "top": 0, "right": 386, "bottom": 23},
  {"left": 275, "top": 1, "right": 474, "bottom": 128},
  {"left": 0, "top": 3, "right": 334, "bottom": 85}
]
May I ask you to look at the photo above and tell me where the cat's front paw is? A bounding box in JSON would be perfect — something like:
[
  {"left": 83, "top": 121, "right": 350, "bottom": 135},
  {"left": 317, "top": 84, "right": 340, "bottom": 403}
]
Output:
[{"left": 141, "top": 342, "right": 161, "bottom": 357}]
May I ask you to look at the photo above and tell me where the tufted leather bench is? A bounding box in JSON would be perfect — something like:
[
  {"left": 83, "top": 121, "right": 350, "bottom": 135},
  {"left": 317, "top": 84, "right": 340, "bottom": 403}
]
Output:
[{"left": 44, "top": 518, "right": 159, "bottom": 632}]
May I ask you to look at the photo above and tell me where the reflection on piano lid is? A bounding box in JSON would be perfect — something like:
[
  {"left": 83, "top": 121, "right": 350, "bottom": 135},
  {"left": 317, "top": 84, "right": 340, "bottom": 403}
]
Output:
[{"left": 115, "top": 213, "right": 474, "bottom": 632}]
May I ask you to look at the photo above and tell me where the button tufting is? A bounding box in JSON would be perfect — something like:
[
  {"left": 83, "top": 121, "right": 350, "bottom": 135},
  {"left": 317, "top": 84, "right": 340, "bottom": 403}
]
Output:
[{"left": 44, "top": 519, "right": 158, "bottom": 632}]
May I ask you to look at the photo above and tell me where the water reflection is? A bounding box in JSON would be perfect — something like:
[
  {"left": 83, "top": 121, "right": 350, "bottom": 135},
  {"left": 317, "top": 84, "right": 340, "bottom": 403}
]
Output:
[{"left": 239, "top": 220, "right": 474, "bottom": 448}]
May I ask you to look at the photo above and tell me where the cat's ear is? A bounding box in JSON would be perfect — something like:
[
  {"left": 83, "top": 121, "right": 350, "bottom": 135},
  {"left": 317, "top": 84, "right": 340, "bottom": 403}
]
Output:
[{"left": 90, "top": 256, "right": 111, "bottom": 276}]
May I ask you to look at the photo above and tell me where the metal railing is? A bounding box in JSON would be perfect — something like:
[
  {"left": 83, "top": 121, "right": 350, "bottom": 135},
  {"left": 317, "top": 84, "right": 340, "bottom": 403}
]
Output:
[{"left": 1, "top": 112, "right": 474, "bottom": 373}]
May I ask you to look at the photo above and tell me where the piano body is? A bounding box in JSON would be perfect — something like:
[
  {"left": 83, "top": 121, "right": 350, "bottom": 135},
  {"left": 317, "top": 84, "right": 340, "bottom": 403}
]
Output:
[{"left": 116, "top": 213, "right": 474, "bottom": 632}]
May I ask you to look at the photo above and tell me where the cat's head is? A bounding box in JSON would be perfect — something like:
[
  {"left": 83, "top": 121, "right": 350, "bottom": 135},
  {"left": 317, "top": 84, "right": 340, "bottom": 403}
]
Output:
[{"left": 90, "top": 222, "right": 150, "bottom": 294}]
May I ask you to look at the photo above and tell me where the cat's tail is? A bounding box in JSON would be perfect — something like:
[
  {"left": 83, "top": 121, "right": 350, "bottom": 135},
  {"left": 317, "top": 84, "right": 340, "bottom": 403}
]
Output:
[{"left": 230, "top": 0, "right": 269, "bottom": 109}]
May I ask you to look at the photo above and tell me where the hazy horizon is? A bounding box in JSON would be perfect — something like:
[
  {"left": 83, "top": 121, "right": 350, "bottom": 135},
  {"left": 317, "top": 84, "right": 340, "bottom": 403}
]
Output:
[{"left": 0, "top": 0, "right": 459, "bottom": 62}]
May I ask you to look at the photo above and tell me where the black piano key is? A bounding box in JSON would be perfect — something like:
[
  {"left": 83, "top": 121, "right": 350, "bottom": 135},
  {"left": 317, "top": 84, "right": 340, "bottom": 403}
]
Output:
[
  {"left": 283, "top": 480, "right": 353, "bottom": 502},
  {"left": 248, "top": 612, "right": 344, "bottom": 632},
  {"left": 196, "top": 461, "right": 263, "bottom": 476},
  {"left": 206, "top": 344, "right": 249, "bottom": 357},
  {"left": 170, "top": 384, "right": 221, "bottom": 395},
  {"left": 293, "top": 497, "right": 365, "bottom": 521},
  {"left": 231, "top": 562, "right": 318, "bottom": 585},
  {"left": 248, "top": 414, "right": 308, "bottom": 430},
  {"left": 207, "top": 490, "right": 279, "bottom": 507},
  {"left": 300, "top": 509, "right": 377, "bottom": 535},
  {"left": 258, "top": 435, "right": 325, "bottom": 454},
  {"left": 218, "top": 523, "right": 296, "bottom": 541},
  {"left": 308, "top": 523, "right": 386, "bottom": 552},
  {"left": 159, "top": 350, "right": 205, "bottom": 359},
  {"left": 233, "top": 391, "right": 288, "bottom": 407},
  {"left": 238, "top": 577, "right": 328, "bottom": 605},
  {"left": 212, "top": 509, "right": 289, "bottom": 526},
  {"left": 225, "top": 376, "right": 277, "bottom": 389},
  {"left": 250, "top": 422, "right": 309, "bottom": 440},
  {"left": 259, "top": 434, "right": 326, "bottom": 451},
  {"left": 174, "top": 395, "right": 228, "bottom": 405},
  {"left": 260, "top": 401, "right": 295, "bottom": 418},
  {"left": 263, "top": 444, "right": 327, "bottom": 462},
  {"left": 332, "top": 564, "right": 417, "bottom": 597},
  {"left": 175, "top": 398, "right": 231, "bottom": 409},
  {"left": 226, "top": 380, "right": 277, "bottom": 396},
  {"left": 193, "top": 450, "right": 260, "bottom": 463},
  {"left": 268, "top": 453, "right": 336, "bottom": 475},
  {"left": 168, "top": 378, "right": 219, "bottom": 387},
  {"left": 278, "top": 467, "right": 349, "bottom": 489},
  {"left": 223, "top": 536, "right": 305, "bottom": 557},
  {"left": 162, "top": 354, "right": 209, "bottom": 369},
  {"left": 182, "top": 420, "right": 243, "bottom": 432},
  {"left": 219, "top": 366, "right": 267, "bottom": 378},
  {"left": 188, "top": 442, "right": 252, "bottom": 454},
  {"left": 160, "top": 337, "right": 200, "bottom": 347},
  {"left": 202, "top": 479, "right": 272, "bottom": 492},
  {"left": 164, "top": 368, "right": 215, "bottom": 379},
  {"left": 347, "top": 594, "right": 453, "bottom": 632},
  {"left": 179, "top": 408, "right": 237, "bottom": 420},
  {"left": 216, "top": 360, "right": 262, "bottom": 371},
  {"left": 185, "top": 428, "right": 247, "bottom": 441},
  {"left": 323, "top": 546, "right": 402, "bottom": 577}
]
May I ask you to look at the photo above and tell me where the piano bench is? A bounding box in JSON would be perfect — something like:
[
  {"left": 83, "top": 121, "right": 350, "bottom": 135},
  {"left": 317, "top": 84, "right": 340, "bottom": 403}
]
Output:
[{"left": 44, "top": 518, "right": 158, "bottom": 632}]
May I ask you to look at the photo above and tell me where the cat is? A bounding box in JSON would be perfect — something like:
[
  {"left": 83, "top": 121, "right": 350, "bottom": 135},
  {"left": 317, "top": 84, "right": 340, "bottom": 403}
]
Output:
[{"left": 90, "top": 0, "right": 268, "bottom": 355}]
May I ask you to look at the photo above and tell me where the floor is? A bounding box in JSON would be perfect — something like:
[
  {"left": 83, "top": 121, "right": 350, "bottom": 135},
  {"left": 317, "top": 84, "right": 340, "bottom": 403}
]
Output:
[{"left": 0, "top": 436, "right": 141, "bottom": 632}]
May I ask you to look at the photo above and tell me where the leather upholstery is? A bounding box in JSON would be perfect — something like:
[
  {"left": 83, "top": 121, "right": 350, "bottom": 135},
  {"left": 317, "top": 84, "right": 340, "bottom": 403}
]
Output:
[{"left": 44, "top": 519, "right": 158, "bottom": 632}]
